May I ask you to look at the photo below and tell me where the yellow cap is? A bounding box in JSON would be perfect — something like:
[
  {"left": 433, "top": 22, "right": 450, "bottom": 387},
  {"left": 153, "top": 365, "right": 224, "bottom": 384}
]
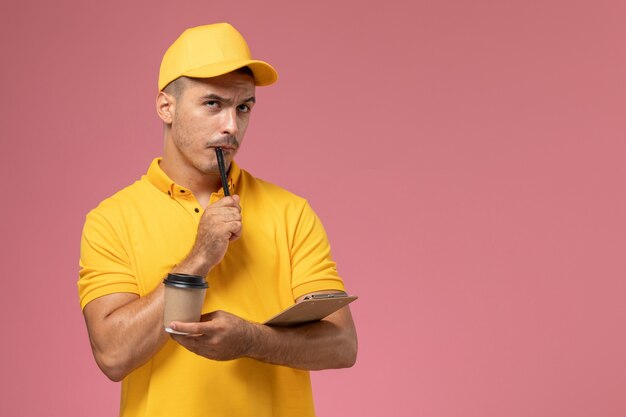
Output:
[{"left": 158, "top": 23, "right": 278, "bottom": 90}]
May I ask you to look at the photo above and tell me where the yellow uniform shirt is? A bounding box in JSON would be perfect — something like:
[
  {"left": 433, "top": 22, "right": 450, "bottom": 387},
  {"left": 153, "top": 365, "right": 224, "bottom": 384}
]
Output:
[{"left": 79, "top": 158, "right": 345, "bottom": 417}]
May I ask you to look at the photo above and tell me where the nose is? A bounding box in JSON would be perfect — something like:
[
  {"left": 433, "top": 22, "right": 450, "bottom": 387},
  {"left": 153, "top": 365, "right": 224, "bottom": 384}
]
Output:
[{"left": 219, "top": 107, "right": 239, "bottom": 136}]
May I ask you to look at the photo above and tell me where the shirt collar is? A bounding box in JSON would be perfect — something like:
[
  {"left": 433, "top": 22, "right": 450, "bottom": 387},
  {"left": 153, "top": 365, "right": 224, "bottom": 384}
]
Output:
[{"left": 146, "top": 157, "right": 240, "bottom": 197}]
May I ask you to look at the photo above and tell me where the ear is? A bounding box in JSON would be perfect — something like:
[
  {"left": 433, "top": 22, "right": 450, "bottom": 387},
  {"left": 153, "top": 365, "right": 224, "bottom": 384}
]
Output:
[{"left": 156, "top": 91, "right": 175, "bottom": 124}]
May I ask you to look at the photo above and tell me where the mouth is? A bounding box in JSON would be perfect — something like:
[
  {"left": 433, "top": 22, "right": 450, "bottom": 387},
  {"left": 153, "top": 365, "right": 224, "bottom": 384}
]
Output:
[
  {"left": 206, "top": 133, "right": 240, "bottom": 152},
  {"left": 207, "top": 142, "right": 238, "bottom": 152}
]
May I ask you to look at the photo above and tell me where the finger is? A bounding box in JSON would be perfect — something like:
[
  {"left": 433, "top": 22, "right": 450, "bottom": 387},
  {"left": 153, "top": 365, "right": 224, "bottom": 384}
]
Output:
[
  {"left": 222, "top": 208, "right": 242, "bottom": 221},
  {"left": 220, "top": 195, "right": 241, "bottom": 208},
  {"left": 206, "top": 196, "right": 238, "bottom": 209},
  {"left": 229, "top": 222, "right": 242, "bottom": 241},
  {"left": 221, "top": 195, "right": 241, "bottom": 212},
  {"left": 170, "top": 334, "right": 198, "bottom": 345},
  {"left": 169, "top": 320, "right": 213, "bottom": 335},
  {"left": 205, "top": 208, "right": 241, "bottom": 222},
  {"left": 227, "top": 221, "right": 242, "bottom": 239}
]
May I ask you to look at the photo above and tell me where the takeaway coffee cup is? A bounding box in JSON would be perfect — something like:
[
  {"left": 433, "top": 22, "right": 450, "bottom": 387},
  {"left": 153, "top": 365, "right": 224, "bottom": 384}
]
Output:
[{"left": 163, "top": 273, "right": 208, "bottom": 334}]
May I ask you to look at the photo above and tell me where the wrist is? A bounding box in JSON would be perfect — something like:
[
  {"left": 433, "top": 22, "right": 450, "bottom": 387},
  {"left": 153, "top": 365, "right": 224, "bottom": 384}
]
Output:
[
  {"left": 245, "top": 322, "right": 273, "bottom": 360},
  {"left": 171, "top": 254, "right": 214, "bottom": 277}
]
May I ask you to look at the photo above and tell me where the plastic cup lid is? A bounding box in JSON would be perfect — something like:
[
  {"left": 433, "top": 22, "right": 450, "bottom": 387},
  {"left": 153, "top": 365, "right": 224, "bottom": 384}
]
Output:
[{"left": 163, "top": 273, "right": 208, "bottom": 289}]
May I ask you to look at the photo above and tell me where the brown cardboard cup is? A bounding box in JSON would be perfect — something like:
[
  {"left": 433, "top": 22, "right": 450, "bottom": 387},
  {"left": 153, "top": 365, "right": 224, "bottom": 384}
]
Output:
[{"left": 163, "top": 273, "right": 208, "bottom": 334}]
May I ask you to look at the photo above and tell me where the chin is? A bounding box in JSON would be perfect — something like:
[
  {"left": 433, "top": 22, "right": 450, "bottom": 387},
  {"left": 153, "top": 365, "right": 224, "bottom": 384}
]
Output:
[{"left": 195, "top": 161, "right": 220, "bottom": 176}]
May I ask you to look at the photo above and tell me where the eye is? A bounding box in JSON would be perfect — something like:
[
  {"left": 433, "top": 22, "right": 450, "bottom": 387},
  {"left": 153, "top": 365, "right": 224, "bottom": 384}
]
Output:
[
  {"left": 237, "top": 104, "right": 251, "bottom": 113},
  {"left": 205, "top": 100, "right": 219, "bottom": 108}
]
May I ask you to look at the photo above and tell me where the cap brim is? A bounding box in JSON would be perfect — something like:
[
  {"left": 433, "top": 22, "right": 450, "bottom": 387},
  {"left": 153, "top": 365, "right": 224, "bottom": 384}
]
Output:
[{"left": 181, "top": 59, "right": 278, "bottom": 87}]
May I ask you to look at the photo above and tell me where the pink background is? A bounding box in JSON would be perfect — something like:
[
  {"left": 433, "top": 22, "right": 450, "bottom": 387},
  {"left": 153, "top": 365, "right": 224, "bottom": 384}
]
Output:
[{"left": 2, "top": 0, "right": 625, "bottom": 415}]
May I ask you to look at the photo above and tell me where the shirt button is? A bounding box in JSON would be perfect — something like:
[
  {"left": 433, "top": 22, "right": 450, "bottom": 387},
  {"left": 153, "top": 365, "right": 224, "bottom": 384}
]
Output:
[{"left": 194, "top": 208, "right": 200, "bottom": 213}]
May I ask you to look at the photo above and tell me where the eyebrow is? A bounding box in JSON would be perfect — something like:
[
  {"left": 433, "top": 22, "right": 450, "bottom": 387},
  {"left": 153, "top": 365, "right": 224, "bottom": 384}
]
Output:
[{"left": 202, "top": 93, "right": 256, "bottom": 104}]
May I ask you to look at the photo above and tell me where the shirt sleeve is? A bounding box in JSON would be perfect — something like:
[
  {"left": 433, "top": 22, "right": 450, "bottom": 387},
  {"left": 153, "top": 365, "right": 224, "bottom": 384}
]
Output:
[
  {"left": 290, "top": 201, "right": 346, "bottom": 300},
  {"left": 78, "top": 209, "right": 139, "bottom": 310}
]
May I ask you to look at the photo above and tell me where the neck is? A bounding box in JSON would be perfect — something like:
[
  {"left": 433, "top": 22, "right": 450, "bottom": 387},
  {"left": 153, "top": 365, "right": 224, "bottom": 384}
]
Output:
[{"left": 161, "top": 141, "right": 222, "bottom": 207}]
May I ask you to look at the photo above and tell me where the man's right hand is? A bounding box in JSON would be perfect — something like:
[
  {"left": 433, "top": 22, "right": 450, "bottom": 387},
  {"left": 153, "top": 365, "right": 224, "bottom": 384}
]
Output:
[{"left": 175, "top": 195, "right": 242, "bottom": 276}]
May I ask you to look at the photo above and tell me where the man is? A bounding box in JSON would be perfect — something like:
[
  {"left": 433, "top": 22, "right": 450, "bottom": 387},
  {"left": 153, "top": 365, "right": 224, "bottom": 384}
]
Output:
[{"left": 78, "top": 23, "right": 357, "bottom": 416}]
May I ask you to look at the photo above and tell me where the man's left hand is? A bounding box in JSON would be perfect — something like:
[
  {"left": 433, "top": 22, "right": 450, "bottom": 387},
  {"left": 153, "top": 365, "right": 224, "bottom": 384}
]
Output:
[{"left": 169, "top": 311, "right": 258, "bottom": 361}]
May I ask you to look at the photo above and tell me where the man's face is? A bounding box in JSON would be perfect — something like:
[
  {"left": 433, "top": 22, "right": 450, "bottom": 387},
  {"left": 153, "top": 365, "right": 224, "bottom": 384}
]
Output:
[{"left": 166, "top": 72, "right": 256, "bottom": 175}]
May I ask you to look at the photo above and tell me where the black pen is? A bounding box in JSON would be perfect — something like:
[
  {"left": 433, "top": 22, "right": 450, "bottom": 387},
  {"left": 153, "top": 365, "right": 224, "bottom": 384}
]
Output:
[{"left": 215, "top": 147, "right": 230, "bottom": 196}]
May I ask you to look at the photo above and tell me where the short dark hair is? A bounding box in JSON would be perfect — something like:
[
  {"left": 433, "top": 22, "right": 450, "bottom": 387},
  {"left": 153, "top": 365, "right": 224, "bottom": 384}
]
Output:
[
  {"left": 162, "top": 77, "right": 187, "bottom": 98},
  {"left": 162, "top": 67, "right": 255, "bottom": 98}
]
